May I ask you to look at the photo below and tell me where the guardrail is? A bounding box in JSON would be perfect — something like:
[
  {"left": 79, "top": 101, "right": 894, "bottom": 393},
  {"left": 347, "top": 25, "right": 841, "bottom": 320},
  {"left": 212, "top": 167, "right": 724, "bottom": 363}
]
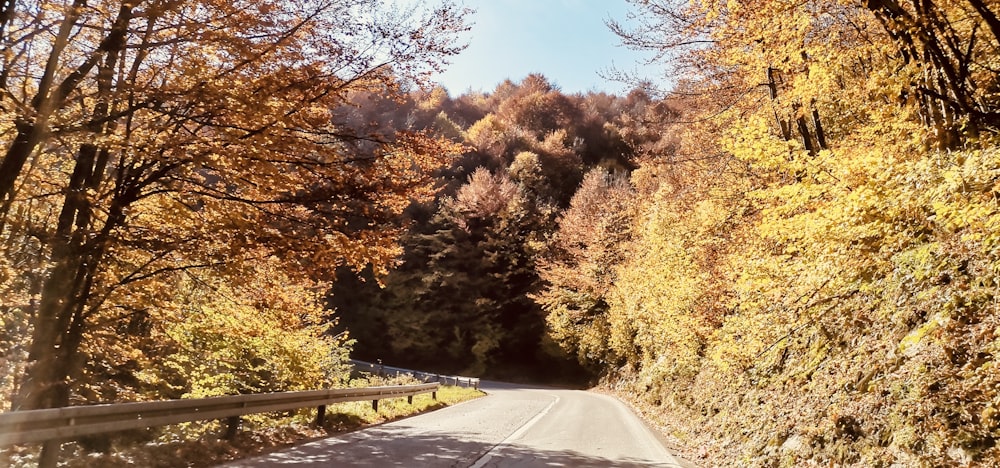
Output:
[
  {"left": 0, "top": 382, "right": 438, "bottom": 467},
  {"left": 350, "top": 359, "right": 480, "bottom": 389}
]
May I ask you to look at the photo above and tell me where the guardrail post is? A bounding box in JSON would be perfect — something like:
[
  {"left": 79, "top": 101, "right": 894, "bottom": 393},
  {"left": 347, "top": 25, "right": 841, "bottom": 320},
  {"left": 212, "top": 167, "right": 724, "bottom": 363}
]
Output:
[
  {"left": 407, "top": 395, "right": 413, "bottom": 405},
  {"left": 315, "top": 405, "right": 326, "bottom": 426},
  {"left": 432, "top": 390, "right": 437, "bottom": 400},
  {"left": 223, "top": 416, "right": 240, "bottom": 440},
  {"left": 38, "top": 441, "right": 60, "bottom": 468},
  {"left": 372, "top": 399, "right": 378, "bottom": 412}
]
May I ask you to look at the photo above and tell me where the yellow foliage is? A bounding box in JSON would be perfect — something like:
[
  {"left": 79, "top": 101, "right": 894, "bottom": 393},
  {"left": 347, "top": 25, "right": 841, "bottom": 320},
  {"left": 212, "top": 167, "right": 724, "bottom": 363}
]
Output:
[
  {"left": 466, "top": 113, "right": 510, "bottom": 154},
  {"left": 600, "top": 0, "right": 1000, "bottom": 463},
  {"left": 141, "top": 257, "right": 350, "bottom": 399}
]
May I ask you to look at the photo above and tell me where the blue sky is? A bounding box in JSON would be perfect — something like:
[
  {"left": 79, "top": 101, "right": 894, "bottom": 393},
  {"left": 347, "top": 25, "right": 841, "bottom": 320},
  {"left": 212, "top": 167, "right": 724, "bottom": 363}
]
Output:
[{"left": 432, "top": 0, "right": 664, "bottom": 95}]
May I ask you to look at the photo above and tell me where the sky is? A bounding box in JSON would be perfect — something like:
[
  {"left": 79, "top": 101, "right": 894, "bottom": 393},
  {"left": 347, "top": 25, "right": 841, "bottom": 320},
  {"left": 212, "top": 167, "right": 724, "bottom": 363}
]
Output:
[{"left": 432, "top": 0, "right": 664, "bottom": 96}]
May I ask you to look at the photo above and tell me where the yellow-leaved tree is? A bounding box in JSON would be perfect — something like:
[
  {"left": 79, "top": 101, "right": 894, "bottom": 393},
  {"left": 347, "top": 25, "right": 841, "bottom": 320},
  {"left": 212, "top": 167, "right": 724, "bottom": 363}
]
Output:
[{"left": 597, "top": 0, "right": 1000, "bottom": 464}]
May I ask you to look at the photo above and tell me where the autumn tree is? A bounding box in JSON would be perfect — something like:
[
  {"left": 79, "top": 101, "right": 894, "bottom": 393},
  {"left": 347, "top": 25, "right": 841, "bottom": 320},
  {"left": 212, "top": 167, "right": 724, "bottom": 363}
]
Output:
[
  {"left": 332, "top": 168, "right": 552, "bottom": 376},
  {"left": 535, "top": 168, "right": 637, "bottom": 368},
  {"left": 0, "top": 0, "right": 468, "bottom": 413},
  {"left": 592, "top": 0, "right": 1000, "bottom": 464}
]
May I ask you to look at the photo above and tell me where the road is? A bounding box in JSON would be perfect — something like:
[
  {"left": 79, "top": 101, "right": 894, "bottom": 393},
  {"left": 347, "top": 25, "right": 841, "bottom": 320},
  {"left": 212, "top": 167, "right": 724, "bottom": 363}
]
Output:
[{"left": 219, "top": 381, "right": 693, "bottom": 467}]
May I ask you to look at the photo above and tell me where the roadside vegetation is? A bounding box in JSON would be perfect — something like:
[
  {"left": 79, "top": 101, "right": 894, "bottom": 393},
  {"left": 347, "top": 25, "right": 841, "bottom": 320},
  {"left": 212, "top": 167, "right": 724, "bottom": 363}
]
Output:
[
  {"left": 335, "top": 1, "right": 1000, "bottom": 465},
  {"left": 3, "top": 376, "right": 483, "bottom": 468},
  {"left": 3, "top": 0, "right": 1000, "bottom": 466}
]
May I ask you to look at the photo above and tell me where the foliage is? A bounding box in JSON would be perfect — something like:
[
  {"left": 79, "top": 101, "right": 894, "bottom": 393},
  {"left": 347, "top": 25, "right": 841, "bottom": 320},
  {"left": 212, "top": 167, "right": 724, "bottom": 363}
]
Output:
[
  {"left": 534, "top": 168, "right": 638, "bottom": 369},
  {"left": 0, "top": 0, "right": 469, "bottom": 411},
  {"left": 329, "top": 77, "right": 670, "bottom": 383},
  {"left": 332, "top": 167, "right": 549, "bottom": 377},
  {"left": 574, "top": 0, "right": 1000, "bottom": 466},
  {"left": 149, "top": 259, "right": 351, "bottom": 400}
]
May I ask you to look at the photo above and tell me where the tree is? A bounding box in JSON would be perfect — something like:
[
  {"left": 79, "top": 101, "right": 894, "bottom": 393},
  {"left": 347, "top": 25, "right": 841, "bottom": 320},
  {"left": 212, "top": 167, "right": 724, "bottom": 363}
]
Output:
[
  {"left": 535, "top": 168, "right": 637, "bottom": 368},
  {"left": 0, "top": 0, "right": 469, "bottom": 411},
  {"left": 331, "top": 167, "right": 553, "bottom": 377},
  {"left": 598, "top": 1, "right": 1000, "bottom": 464}
]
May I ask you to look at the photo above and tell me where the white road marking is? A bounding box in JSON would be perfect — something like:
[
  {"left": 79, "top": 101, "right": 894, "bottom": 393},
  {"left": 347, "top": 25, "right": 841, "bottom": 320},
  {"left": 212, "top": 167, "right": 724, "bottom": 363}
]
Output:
[{"left": 468, "top": 394, "right": 561, "bottom": 468}]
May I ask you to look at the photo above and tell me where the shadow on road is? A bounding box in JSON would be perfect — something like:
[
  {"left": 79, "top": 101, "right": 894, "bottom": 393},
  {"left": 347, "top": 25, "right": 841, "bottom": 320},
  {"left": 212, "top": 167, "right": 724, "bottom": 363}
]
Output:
[{"left": 222, "top": 429, "right": 672, "bottom": 467}]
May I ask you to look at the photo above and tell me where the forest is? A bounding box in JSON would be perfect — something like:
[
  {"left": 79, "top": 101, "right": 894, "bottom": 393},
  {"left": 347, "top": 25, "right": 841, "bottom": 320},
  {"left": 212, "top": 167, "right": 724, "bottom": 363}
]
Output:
[{"left": 3, "top": 0, "right": 1000, "bottom": 466}]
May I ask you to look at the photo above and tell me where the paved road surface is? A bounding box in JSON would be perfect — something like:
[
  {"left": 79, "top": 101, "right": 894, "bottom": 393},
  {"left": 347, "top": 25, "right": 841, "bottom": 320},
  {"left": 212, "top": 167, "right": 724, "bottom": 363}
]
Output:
[{"left": 219, "top": 381, "right": 692, "bottom": 467}]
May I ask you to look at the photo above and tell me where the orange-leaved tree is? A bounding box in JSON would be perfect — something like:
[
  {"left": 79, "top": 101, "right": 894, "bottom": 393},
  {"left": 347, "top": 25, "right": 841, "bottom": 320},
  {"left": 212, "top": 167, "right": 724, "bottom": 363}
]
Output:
[
  {"left": 535, "top": 168, "right": 637, "bottom": 368},
  {"left": 0, "top": 0, "right": 468, "bottom": 411}
]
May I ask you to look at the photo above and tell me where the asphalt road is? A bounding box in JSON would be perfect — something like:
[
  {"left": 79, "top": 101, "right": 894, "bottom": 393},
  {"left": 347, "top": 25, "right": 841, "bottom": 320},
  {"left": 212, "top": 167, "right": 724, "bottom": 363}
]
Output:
[{"left": 219, "top": 381, "right": 692, "bottom": 467}]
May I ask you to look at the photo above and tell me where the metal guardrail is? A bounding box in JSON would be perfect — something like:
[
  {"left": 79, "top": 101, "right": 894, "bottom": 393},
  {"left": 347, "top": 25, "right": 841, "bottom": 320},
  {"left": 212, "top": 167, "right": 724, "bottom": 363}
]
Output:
[
  {"left": 350, "top": 359, "right": 480, "bottom": 389},
  {"left": 0, "top": 382, "right": 439, "bottom": 467}
]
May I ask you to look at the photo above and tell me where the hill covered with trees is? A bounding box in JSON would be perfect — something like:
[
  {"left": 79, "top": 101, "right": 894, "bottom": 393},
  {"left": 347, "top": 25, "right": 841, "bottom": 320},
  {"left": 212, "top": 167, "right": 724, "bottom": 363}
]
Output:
[
  {"left": 333, "top": 0, "right": 1000, "bottom": 465},
  {"left": 3, "top": 0, "right": 1000, "bottom": 466},
  {"left": 327, "top": 75, "right": 675, "bottom": 382}
]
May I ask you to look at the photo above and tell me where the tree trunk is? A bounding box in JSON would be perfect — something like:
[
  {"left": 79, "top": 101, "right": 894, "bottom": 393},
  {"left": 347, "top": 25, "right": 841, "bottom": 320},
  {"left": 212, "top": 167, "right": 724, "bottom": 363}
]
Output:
[
  {"left": 967, "top": 0, "right": 1000, "bottom": 46},
  {"left": 766, "top": 67, "right": 793, "bottom": 141},
  {"left": 811, "top": 107, "right": 827, "bottom": 151},
  {"left": 15, "top": 250, "right": 84, "bottom": 410},
  {"left": 796, "top": 115, "right": 816, "bottom": 156},
  {"left": 12, "top": 3, "right": 134, "bottom": 410}
]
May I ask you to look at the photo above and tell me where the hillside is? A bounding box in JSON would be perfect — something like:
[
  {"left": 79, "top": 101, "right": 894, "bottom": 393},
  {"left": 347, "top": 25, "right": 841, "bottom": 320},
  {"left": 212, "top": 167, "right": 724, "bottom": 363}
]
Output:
[
  {"left": 332, "top": 1, "right": 1000, "bottom": 465},
  {"left": 2, "top": 1, "right": 999, "bottom": 466}
]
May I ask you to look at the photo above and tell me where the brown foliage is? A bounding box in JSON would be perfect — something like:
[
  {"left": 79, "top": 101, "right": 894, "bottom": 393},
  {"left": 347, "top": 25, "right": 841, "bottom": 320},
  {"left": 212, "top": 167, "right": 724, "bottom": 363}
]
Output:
[{"left": 0, "top": 0, "right": 469, "bottom": 410}]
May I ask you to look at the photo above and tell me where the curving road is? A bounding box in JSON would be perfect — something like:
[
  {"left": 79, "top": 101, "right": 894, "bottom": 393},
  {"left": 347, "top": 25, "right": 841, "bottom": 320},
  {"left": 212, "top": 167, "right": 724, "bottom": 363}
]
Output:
[{"left": 219, "top": 381, "right": 693, "bottom": 467}]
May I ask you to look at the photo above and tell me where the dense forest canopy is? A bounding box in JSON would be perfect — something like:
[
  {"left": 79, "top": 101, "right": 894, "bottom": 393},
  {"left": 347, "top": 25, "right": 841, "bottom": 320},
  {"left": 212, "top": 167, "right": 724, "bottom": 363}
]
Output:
[
  {"left": 338, "top": 0, "right": 1000, "bottom": 465},
  {"left": 328, "top": 78, "right": 674, "bottom": 381},
  {"left": 3, "top": 0, "right": 1000, "bottom": 466}
]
